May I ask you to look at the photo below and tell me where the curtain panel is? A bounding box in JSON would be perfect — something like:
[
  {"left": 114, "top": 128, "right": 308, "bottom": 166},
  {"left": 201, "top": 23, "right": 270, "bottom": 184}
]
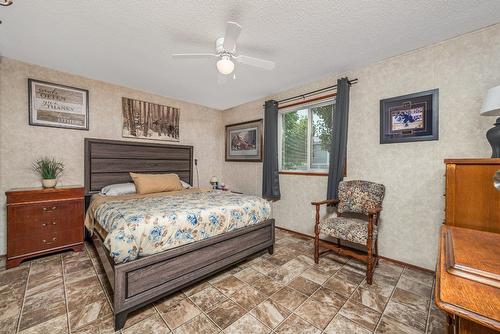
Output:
[
  {"left": 262, "top": 100, "right": 281, "bottom": 200},
  {"left": 327, "top": 78, "right": 350, "bottom": 199}
]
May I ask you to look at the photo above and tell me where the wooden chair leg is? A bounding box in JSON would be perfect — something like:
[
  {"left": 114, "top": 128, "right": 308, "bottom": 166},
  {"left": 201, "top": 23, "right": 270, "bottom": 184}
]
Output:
[
  {"left": 314, "top": 204, "right": 320, "bottom": 264},
  {"left": 375, "top": 238, "right": 379, "bottom": 267}
]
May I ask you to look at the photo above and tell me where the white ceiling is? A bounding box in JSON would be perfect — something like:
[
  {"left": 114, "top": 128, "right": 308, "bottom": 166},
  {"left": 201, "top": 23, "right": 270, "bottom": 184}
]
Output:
[{"left": 1, "top": 1, "right": 500, "bottom": 110}]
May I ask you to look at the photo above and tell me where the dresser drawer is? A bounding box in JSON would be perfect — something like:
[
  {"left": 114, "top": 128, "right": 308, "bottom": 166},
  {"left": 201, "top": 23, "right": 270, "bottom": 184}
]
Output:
[
  {"left": 8, "top": 228, "right": 83, "bottom": 257},
  {"left": 8, "top": 200, "right": 83, "bottom": 235}
]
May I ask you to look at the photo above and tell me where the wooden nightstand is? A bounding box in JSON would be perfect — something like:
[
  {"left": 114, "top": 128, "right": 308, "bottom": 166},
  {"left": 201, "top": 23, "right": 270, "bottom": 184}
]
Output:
[{"left": 6, "top": 186, "right": 85, "bottom": 269}]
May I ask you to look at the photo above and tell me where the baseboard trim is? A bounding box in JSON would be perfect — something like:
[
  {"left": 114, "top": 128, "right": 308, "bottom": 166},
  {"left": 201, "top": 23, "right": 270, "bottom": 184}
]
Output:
[{"left": 275, "top": 226, "right": 434, "bottom": 274}]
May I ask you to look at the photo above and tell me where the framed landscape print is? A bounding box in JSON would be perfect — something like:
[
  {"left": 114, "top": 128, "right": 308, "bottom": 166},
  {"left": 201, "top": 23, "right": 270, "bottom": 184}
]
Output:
[
  {"left": 122, "top": 97, "right": 180, "bottom": 142},
  {"left": 380, "top": 89, "right": 438, "bottom": 144},
  {"left": 225, "top": 119, "right": 263, "bottom": 162},
  {"left": 28, "top": 79, "right": 89, "bottom": 130}
]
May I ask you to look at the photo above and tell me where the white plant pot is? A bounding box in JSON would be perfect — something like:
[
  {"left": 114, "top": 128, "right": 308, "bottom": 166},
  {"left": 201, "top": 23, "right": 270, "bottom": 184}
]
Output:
[{"left": 42, "top": 179, "right": 57, "bottom": 188}]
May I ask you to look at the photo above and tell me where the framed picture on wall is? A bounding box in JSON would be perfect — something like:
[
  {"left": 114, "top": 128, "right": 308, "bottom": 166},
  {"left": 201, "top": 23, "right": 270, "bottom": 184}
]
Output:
[
  {"left": 225, "top": 119, "right": 263, "bottom": 162},
  {"left": 28, "top": 79, "right": 89, "bottom": 130},
  {"left": 380, "top": 89, "right": 438, "bottom": 144},
  {"left": 122, "top": 97, "right": 180, "bottom": 142}
]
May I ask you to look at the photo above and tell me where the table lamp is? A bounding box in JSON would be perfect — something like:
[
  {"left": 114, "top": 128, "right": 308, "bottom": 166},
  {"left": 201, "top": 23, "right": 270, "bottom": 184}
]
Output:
[
  {"left": 210, "top": 176, "right": 218, "bottom": 189},
  {"left": 480, "top": 85, "right": 500, "bottom": 158}
]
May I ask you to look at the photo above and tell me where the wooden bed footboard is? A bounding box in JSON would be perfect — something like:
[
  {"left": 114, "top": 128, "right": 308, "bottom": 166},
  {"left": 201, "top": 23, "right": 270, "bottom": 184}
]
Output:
[{"left": 91, "top": 219, "right": 275, "bottom": 330}]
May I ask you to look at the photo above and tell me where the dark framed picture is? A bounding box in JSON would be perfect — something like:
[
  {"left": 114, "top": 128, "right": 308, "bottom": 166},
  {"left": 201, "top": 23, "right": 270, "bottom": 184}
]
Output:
[
  {"left": 122, "top": 97, "right": 180, "bottom": 142},
  {"left": 28, "top": 79, "right": 89, "bottom": 130},
  {"left": 225, "top": 119, "right": 263, "bottom": 162},
  {"left": 380, "top": 89, "right": 438, "bottom": 144}
]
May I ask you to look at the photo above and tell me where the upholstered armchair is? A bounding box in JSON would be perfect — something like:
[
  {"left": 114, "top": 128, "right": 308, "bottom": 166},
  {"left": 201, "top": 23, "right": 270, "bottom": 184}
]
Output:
[{"left": 311, "top": 180, "right": 385, "bottom": 284}]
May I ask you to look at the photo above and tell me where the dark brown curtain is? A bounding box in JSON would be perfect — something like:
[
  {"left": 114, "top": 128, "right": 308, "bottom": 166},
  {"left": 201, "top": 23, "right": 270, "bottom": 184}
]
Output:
[
  {"left": 262, "top": 100, "right": 280, "bottom": 200},
  {"left": 327, "top": 78, "right": 350, "bottom": 199}
]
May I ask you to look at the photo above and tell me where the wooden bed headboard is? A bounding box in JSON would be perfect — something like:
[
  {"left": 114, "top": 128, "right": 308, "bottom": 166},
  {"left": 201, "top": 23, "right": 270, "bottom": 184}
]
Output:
[{"left": 84, "top": 138, "right": 193, "bottom": 194}]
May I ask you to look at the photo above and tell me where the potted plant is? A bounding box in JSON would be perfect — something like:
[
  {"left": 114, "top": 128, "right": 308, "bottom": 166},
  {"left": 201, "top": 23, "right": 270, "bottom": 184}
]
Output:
[{"left": 32, "top": 157, "right": 64, "bottom": 188}]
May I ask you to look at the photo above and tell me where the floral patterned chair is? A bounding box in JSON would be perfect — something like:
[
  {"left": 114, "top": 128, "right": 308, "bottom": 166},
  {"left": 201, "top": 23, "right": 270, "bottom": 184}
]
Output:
[{"left": 311, "top": 180, "right": 385, "bottom": 284}]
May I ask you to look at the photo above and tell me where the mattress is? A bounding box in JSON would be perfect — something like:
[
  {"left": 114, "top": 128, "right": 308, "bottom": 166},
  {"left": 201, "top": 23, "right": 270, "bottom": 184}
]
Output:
[{"left": 85, "top": 189, "right": 271, "bottom": 263}]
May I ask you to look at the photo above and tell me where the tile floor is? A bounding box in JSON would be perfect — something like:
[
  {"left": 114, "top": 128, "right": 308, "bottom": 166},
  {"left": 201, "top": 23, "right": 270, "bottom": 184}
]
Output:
[{"left": 0, "top": 229, "right": 448, "bottom": 333}]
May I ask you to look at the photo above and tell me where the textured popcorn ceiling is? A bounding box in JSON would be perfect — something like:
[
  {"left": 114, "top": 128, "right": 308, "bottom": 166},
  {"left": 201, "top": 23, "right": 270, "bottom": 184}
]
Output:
[{"left": 1, "top": 0, "right": 500, "bottom": 110}]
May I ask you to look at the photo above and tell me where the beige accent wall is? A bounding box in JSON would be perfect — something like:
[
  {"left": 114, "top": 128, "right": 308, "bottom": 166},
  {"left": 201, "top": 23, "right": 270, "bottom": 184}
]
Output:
[
  {"left": 0, "top": 57, "right": 224, "bottom": 255},
  {"left": 221, "top": 24, "right": 500, "bottom": 270}
]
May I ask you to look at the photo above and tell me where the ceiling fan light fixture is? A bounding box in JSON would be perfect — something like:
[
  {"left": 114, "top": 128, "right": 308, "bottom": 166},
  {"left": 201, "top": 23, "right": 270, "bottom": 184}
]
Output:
[{"left": 216, "top": 56, "right": 234, "bottom": 75}]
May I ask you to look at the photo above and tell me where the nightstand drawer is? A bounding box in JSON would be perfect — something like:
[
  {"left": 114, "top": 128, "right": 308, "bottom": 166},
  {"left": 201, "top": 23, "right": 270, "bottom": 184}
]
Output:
[
  {"left": 9, "top": 228, "right": 83, "bottom": 256},
  {"left": 8, "top": 200, "right": 83, "bottom": 234}
]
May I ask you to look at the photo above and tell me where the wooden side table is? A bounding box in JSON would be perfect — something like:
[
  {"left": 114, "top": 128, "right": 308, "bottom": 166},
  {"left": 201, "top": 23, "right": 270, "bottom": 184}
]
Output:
[
  {"left": 6, "top": 186, "right": 85, "bottom": 269},
  {"left": 435, "top": 225, "right": 500, "bottom": 333}
]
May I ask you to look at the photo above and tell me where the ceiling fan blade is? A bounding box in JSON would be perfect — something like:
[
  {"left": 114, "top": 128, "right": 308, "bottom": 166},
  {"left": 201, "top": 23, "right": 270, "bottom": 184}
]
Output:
[
  {"left": 234, "top": 55, "right": 275, "bottom": 70},
  {"left": 223, "top": 21, "right": 241, "bottom": 52},
  {"left": 172, "top": 53, "right": 218, "bottom": 59}
]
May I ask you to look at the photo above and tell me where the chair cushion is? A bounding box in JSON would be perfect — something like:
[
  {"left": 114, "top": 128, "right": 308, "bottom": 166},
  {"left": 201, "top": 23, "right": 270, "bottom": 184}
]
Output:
[
  {"left": 337, "top": 180, "right": 385, "bottom": 215},
  {"left": 319, "top": 215, "right": 377, "bottom": 245}
]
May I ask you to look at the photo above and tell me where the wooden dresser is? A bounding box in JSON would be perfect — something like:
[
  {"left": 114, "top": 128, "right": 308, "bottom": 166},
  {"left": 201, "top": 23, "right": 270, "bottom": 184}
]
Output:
[
  {"left": 6, "top": 186, "right": 85, "bottom": 269},
  {"left": 435, "top": 225, "right": 500, "bottom": 333},
  {"left": 444, "top": 158, "right": 500, "bottom": 233}
]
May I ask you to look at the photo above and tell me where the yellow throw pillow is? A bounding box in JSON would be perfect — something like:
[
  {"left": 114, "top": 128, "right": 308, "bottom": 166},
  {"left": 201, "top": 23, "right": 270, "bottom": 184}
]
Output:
[{"left": 129, "top": 173, "right": 184, "bottom": 194}]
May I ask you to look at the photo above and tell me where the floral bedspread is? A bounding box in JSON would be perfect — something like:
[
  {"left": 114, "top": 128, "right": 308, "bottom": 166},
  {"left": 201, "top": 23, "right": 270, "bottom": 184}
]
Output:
[{"left": 92, "top": 190, "right": 271, "bottom": 263}]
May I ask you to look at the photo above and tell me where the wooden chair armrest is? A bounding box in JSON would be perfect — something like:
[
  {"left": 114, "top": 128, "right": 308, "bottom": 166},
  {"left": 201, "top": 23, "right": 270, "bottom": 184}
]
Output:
[
  {"left": 367, "top": 206, "right": 382, "bottom": 215},
  {"left": 311, "top": 199, "right": 339, "bottom": 206}
]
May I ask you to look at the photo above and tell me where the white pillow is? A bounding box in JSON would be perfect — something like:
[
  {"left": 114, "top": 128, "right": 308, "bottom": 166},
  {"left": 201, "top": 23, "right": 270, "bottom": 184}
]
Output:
[
  {"left": 101, "top": 183, "right": 136, "bottom": 196},
  {"left": 180, "top": 180, "right": 192, "bottom": 189}
]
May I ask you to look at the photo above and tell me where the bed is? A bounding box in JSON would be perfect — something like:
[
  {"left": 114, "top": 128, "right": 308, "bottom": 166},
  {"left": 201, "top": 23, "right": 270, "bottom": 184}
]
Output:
[{"left": 84, "top": 138, "right": 275, "bottom": 330}]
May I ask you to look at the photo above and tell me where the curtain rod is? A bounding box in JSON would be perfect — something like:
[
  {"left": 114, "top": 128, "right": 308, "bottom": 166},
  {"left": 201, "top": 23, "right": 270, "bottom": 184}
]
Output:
[{"left": 270, "top": 78, "right": 358, "bottom": 106}]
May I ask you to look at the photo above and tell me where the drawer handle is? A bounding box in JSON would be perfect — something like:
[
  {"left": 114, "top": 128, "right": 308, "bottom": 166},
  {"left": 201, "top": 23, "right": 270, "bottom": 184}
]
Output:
[
  {"left": 42, "top": 237, "right": 57, "bottom": 244},
  {"left": 494, "top": 170, "right": 500, "bottom": 191},
  {"left": 41, "top": 222, "right": 57, "bottom": 227},
  {"left": 42, "top": 206, "right": 57, "bottom": 212}
]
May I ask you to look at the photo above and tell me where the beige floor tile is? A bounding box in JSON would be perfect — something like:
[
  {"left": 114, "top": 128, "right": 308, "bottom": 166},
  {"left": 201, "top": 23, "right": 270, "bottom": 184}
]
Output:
[
  {"left": 190, "top": 286, "right": 227, "bottom": 312},
  {"left": 294, "top": 298, "right": 338, "bottom": 330},
  {"left": 231, "top": 285, "right": 267, "bottom": 311},
  {"left": 383, "top": 289, "right": 428, "bottom": 332},
  {"left": 174, "top": 314, "right": 219, "bottom": 334},
  {"left": 71, "top": 314, "right": 115, "bottom": 334},
  {"left": 155, "top": 292, "right": 186, "bottom": 310},
  {"left": 323, "top": 274, "right": 359, "bottom": 298},
  {"left": 288, "top": 276, "right": 320, "bottom": 296},
  {"left": 275, "top": 314, "right": 321, "bottom": 334},
  {"left": 300, "top": 267, "right": 331, "bottom": 285},
  {"left": 310, "top": 287, "right": 347, "bottom": 309},
  {"left": 223, "top": 314, "right": 270, "bottom": 334},
  {"left": 251, "top": 299, "right": 290, "bottom": 329},
  {"left": 376, "top": 315, "right": 424, "bottom": 333},
  {"left": 19, "top": 285, "right": 67, "bottom": 331},
  {"left": 207, "top": 299, "right": 246, "bottom": 329},
  {"left": 123, "top": 304, "right": 157, "bottom": 329},
  {"left": 123, "top": 314, "right": 170, "bottom": 334},
  {"left": 68, "top": 296, "right": 112, "bottom": 331},
  {"left": 401, "top": 268, "right": 434, "bottom": 287},
  {"left": 234, "top": 267, "right": 265, "bottom": 284},
  {"left": 338, "top": 299, "right": 381, "bottom": 331},
  {"left": 18, "top": 314, "right": 68, "bottom": 334},
  {"left": 324, "top": 314, "right": 372, "bottom": 334},
  {"left": 250, "top": 259, "right": 278, "bottom": 276},
  {"left": 251, "top": 276, "right": 284, "bottom": 296},
  {"left": 159, "top": 298, "right": 201, "bottom": 329},
  {"left": 212, "top": 275, "right": 247, "bottom": 296},
  {"left": 396, "top": 276, "right": 432, "bottom": 299},
  {"left": 350, "top": 285, "right": 391, "bottom": 312},
  {"left": 183, "top": 281, "right": 211, "bottom": 296},
  {"left": 270, "top": 286, "right": 308, "bottom": 311}
]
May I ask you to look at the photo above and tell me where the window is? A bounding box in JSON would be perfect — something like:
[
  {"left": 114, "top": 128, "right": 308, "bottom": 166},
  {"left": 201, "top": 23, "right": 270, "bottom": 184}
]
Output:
[{"left": 279, "top": 100, "right": 335, "bottom": 172}]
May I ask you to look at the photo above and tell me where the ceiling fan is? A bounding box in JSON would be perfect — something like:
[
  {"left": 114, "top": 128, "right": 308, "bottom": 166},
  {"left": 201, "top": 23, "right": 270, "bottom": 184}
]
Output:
[{"left": 172, "top": 21, "right": 275, "bottom": 80}]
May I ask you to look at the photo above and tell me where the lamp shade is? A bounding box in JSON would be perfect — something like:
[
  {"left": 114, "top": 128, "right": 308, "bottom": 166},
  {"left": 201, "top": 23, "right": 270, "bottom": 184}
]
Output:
[{"left": 480, "top": 85, "right": 500, "bottom": 116}]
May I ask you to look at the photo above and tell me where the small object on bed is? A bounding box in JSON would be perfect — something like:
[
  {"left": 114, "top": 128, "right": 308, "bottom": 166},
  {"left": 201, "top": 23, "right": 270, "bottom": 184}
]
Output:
[
  {"left": 101, "top": 182, "right": 136, "bottom": 196},
  {"left": 130, "top": 172, "right": 183, "bottom": 194},
  {"left": 180, "top": 180, "right": 192, "bottom": 189}
]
